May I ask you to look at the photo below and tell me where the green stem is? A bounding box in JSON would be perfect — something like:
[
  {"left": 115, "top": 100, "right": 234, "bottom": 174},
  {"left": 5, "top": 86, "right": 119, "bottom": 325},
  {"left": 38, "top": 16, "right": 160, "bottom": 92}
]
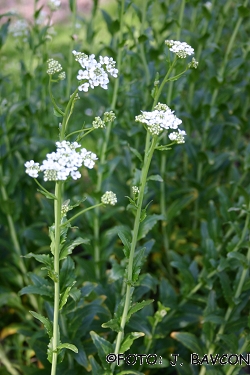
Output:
[
  {"left": 114, "top": 136, "right": 158, "bottom": 361},
  {"left": 51, "top": 181, "right": 62, "bottom": 375}
]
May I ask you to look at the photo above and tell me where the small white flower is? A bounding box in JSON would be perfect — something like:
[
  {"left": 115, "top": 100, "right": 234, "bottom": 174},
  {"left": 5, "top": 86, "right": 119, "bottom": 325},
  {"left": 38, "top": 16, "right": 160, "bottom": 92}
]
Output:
[
  {"left": 168, "top": 129, "right": 186, "bottom": 144},
  {"left": 25, "top": 141, "right": 98, "bottom": 181},
  {"left": 101, "top": 191, "right": 117, "bottom": 206},
  {"left": 47, "top": 58, "right": 63, "bottom": 75},
  {"left": 165, "top": 40, "right": 194, "bottom": 58},
  {"left": 73, "top": 51, "right": 118, "bottom": 92},
  {"left": 92, "top": 116, "right": 105, "bottom": 129},
  {"left": 24, "top": 160, "right": 40, "bottom": 178},
  {"left": 135, "top": 103, "right": 182, "bottom": 136}
]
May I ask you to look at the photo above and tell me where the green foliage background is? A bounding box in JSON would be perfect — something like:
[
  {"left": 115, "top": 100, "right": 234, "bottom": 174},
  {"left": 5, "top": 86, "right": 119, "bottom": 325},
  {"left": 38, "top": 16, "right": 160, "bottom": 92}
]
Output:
[{"left": 0, "top": 0, "right": 250, "bottom": 374}]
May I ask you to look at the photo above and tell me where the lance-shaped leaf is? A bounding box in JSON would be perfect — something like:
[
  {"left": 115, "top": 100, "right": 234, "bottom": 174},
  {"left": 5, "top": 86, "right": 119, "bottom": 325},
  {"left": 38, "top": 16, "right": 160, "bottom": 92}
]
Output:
[
  {"left": 90, "top": 331, "right": 114, "bottom": 371},
  {"left": 120, "top": 332, "right": 145, "bottom": 353},
  {"left": 59, "top": 283, "right": 76, "bottom": 310},
  {"left": 170, "top": 332, "right": 203, "bottom": 356},
  {"left": 57, "top": 342, "right": 78, "bottom": 353},
  {"left": 138, "top": 214, "right": 164, "bottom": 240},
  {"left": 127, "top": 300, "right": 154, "bottom": 322},
  {"left": 118, "top": 229, "right": 131, "bottom": 258},
  {"left": 132, "top": 247, "right": 145, "bottom": 282},
  {"left": 59, "top": 237, "right": 89, "bottom": 260},
  {"left": 24, "top": 253, "right": 53, "bottom": 274},
  {"left": 102, "top": 317, "right": 121, "bottom": 333},
  {"left": 29, "top": 311, "right": 52, "bottom": 338}
]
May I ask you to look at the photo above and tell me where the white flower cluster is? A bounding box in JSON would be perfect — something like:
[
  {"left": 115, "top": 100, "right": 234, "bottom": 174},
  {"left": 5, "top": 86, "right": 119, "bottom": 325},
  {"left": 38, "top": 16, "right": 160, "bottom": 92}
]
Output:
[
  {"left": 101, "top": 191, "right": 117, "bottom": 206},
  {"left": 135, "top": 103, "right": 183, "bottom": 136},
  {"left": 168, "top": 129, "right": 186, "bottom": 144},
  {"left": 25, "top": 141, "right": 98, "bottom": 181},
  {"left": 47, "top": 58, "right": 63, "bottom": 75},
  {"left": 9, "top": 19, "right": 29, "bottom": 41},
  {"left": 92, "top": 111, "right": 116, "bottom": 129},
  {"left": 72, "top": 50, "right": 118, "bottom": 92},
  {"left": 165, "top": 40, "right": 194, "bottom": 58}
]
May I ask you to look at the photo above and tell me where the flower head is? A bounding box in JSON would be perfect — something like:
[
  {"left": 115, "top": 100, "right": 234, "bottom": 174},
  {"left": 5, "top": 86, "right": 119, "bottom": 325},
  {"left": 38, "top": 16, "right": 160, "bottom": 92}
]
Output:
[
  {"left": 101, "top": 191, "right": 117, "bottom": 206},
  {"left": 168, "top": 129, "right": 186, "bottom": 144},
  {"left": 188, "top": 57, "right": 199, "bottom": 69},
  {"left": 73, "top": 50, "right": 118, "bottom": 92},
  {"left": 135, "top": 103, "right": 182, "bottom": 136},
  {"left": 92, "top": 111, "right": 116, "bottom": 129},
  {"left": 25, "top": 141, "right": 97, "bottom": 181},
  {"left": 132, "top": 186, "right": 140, "bottom": 195},
  {"left": 47, "top": 58, "right": 63, "bottom": 75},
  {"left": 165, "top": 40, "right": 194, "bottom": 58}
]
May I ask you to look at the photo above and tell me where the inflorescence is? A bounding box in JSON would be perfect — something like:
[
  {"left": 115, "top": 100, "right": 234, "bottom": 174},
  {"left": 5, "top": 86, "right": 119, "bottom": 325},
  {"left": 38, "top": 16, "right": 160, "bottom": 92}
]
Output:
[
  {"left": 72, "top": 51, "right": 118, "bottom": 92},
  {"left": 165, "top": 40, "right": 194, "bottom": 58},
  {"left": 101, "top": 191, "right": 117, "bottom": 206},
  {"left": 135, "top": 103, "right": 186, "bottom": 143},
  {"left": 92, "top": 111, "right": 116, "bottom": 129},
  {"left": 25, "top": 141, "right": 97, "bottom": 181}
]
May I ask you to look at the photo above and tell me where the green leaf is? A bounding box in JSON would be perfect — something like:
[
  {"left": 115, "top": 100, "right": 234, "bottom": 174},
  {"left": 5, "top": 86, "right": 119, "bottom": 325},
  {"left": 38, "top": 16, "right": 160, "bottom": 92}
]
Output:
[
  {"left": 170, "top": 332, "right": 203, "bottom": 356},
  {"left": 24, "top": 253, "right": 53, "bottom": 269},
  {"left": 138, "top": 214, "right": 164, "bottom": 240},
  {"left": 118, "top": 229, "right": 131, "bottom": 258},
  {"left": 49, "top": 226, "right": 55, "bottom": 255},
  {"left": 132, "top": 247, "right": 145, "bottom": 282},
  {"left": 37, "top": 188, "right": 56, "bottom": 200},
  {"left": 53, "top": 107, "right": 63, "bottom": 117},
  {"left": 219, "top": 271, "right": 233, "bottom": 306},
  {"left": 166, "top": 192, "right": 196, "bottom": 223},
  {"left": 120, "top": 332, "right": 145, "bottom": 353},
  {"left": 59, "top": 284, "right": 76, "bottom": 310},
  {"left": 238, "top": 5, "right": 250, "bottom": 18},
  {"left": 57, "top": 342, "right": 78, "bottom": 353},
  {"left": 156, "top": 145, "right": 172, "bottom": 151},
  {"left": 127, "top": 144, "right": 143, "bottom": 162},
  {"left": 81, "top": 281, "right": 97, "bottom": 297},
  {"left": 88, "top": 355, "right": 104, "bottom": 375},
  {"left": 147, "top": 174, "right": 163, "bottom": 182},
  {"left": 90, "top": 331, "right": 113, "bottom": 370},
  {"left": 59, "top": 237, "right": 89, "bottom": 260},
  {"left": 127, "top": 300, "right": 154, "bottom": 321},
  {"left": 29, "top": 311, "right": 52, "bottom": 338},
  {"left": 102, "top": 317, "right": 121, "bottom": 333},
  {"left": 19, "top": 285, "right": 52, "bottom": 298},
  {"left": 227, "top": 252, "right": 247, "bottom": 267}
]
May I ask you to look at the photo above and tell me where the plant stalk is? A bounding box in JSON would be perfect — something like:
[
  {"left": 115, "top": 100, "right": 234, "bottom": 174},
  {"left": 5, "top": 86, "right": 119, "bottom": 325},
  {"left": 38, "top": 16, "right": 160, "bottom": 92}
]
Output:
[{"left": 51, "top": 181, "right": 62, "bottom": 375}]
